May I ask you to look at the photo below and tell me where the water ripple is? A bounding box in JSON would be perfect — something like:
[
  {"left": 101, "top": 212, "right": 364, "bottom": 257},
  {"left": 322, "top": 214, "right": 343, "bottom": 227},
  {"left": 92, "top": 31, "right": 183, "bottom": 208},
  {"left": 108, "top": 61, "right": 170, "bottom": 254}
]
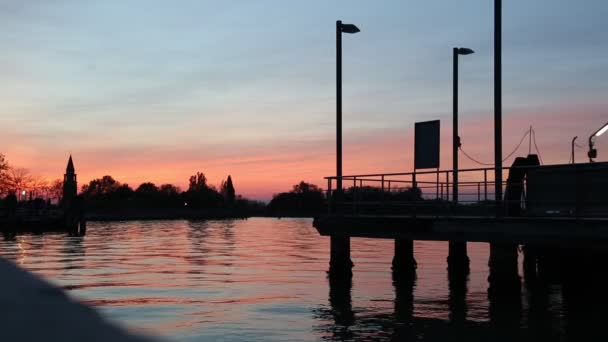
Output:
[{"left": 0, "top": 217, "right": 600, "bottom": 341}]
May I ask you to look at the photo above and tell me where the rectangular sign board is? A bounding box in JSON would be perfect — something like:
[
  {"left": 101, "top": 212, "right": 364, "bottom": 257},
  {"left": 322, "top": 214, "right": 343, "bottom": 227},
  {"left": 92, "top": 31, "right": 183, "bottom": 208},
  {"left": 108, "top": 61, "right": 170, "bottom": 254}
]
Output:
[{"left": 414, "top": 120, "right": 440, "bottom": 169}]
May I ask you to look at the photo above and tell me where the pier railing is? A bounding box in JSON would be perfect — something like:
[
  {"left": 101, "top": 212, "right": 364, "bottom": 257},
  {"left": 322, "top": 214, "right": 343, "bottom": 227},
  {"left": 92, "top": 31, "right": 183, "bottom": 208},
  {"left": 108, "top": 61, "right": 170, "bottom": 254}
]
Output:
[{"left": 324, "top": 162, "right": 608, "bottom": 218}]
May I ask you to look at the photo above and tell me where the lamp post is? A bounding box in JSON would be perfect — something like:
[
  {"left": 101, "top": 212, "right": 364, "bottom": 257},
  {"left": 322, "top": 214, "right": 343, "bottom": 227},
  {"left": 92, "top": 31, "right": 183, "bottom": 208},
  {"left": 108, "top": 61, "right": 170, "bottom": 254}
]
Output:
[
  {"left": 330, "top": 20, "right": 360, "bottom": 277},
  {"left": 494, "top": 0, "right": 503, "bottom": 217},
  {"left": 453, "top": 47, "right": 474, "bottom": 205},
  {"left": 447, "top": 47, "right": 474, "bottom": 275},
  {"left": 336, "top": 20, "right": 360, "bottom": 196},
  {"left": 588, "top": 122, "right": 608, "bottom": 162}
]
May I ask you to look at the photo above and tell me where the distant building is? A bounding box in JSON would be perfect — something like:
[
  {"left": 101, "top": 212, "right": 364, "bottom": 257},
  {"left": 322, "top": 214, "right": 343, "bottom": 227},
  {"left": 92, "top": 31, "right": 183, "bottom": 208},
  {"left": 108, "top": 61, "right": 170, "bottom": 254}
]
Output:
[{"left": 62, "top": 155, "right": 77, "bottom": 208}]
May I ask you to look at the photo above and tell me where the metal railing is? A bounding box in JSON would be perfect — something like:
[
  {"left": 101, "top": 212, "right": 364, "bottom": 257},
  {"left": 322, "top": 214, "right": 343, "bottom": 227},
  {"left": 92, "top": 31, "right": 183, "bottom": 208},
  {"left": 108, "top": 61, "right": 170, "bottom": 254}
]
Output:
[{"left": 324, "top": 162, "right": 608, "bottom": 219}]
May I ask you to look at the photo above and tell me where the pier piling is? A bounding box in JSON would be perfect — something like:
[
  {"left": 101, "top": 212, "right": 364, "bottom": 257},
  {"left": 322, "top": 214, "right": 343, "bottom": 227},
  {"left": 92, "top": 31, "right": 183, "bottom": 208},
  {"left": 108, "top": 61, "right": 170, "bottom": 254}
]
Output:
[
  {"left": 329, "top": 236, "right": 353, "bottom": 276},
  {"left": 392, "top": 239, "right": 417, "bottom": 277},
  {"left": 447, "top": 241, "right": 470, "bottom": 274}
]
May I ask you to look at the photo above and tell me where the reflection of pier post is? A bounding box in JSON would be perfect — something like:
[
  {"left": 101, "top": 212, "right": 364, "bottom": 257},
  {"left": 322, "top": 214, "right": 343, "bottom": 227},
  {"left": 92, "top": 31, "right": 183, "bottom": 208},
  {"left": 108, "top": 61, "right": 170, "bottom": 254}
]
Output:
[
  {"left": 561, "top": 250, "right": 608, "bottom": 340},
  {"left": 488, "top": 284, "right": 522, "bottom": 336},
  {"left": 448, "top": 271, "right": 468, "bottom": 323},
  {"left": 488, "top": 241, "right": 522, "bottom": 336},
  {"left": 522, "top": 244, "right": 538, "bottom": 285},
  {"left": 329, "top": 236, "right": 353, "bottom": 276},
  {"left": 393, "top": 268, "right": 415, "bottom": 323},
  {"left": 523, "top": 264, "right": 551, "bottom": 337},
  {"left": 537, "top": 248, "right": 562, "bottom": 284},
  {"left": 328, "top": 271, "right": 354, "bottom": 328},
  {"left": 392, "top": 239, "right": 416, "bottom": 277},
  {"left": 488, "top": 242, "right": 520, "bottom": 296}
]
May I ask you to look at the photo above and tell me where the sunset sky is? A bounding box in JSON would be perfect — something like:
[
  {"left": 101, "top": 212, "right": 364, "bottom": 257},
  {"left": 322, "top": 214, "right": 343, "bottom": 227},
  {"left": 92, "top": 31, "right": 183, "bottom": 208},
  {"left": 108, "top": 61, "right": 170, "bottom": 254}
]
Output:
[{"left": 0, "top": 0, "right": 607, "bottom": 200}]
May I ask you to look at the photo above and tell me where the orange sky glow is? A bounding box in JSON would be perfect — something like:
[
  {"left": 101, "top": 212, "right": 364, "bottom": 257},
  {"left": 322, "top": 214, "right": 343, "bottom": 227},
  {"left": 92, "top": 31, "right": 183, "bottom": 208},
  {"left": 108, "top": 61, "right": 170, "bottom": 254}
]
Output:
[{"left": 3, "top": 106, "right": 606, "bottom": 201}]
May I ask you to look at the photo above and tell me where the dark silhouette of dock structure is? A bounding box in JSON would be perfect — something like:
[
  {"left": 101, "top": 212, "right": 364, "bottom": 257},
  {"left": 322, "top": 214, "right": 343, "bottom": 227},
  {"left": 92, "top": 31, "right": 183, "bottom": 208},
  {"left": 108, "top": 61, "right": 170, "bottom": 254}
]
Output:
[{"left": 314, "top": 160, "right": 608, "bottom": 295}]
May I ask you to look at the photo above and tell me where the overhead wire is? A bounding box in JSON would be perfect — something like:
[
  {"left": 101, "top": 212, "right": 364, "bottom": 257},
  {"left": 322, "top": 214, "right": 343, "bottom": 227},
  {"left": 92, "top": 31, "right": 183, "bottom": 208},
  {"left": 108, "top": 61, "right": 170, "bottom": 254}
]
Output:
[
  {"left": 459, "top": 147, "right": 494, "bottom": 166},
  {"left": 459, "top": 129, "right": 531, "bottom": 166},
  {"left": 532, "top": 128, "right": 544, "bottom": 165}
]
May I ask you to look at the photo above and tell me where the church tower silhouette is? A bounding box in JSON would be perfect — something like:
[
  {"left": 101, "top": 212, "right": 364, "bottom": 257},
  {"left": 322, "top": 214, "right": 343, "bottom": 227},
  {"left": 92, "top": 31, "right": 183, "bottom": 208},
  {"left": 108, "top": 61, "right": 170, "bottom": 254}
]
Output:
[{"left": 62, "top": 155, "right": 77, "bottom": 208}]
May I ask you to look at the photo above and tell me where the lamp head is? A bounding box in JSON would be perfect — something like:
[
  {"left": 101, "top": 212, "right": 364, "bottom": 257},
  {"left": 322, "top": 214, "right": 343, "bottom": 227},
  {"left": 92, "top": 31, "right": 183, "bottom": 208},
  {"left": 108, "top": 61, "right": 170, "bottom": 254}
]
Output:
[
  {"left": 340, "top": 23, "right": 360, "bottom": 34},
  {"left": 457, "top": 48, "right": 475, "bottom": 55},
  {"left": 595, "top": 122, "right": 608, "bottom": 137}
]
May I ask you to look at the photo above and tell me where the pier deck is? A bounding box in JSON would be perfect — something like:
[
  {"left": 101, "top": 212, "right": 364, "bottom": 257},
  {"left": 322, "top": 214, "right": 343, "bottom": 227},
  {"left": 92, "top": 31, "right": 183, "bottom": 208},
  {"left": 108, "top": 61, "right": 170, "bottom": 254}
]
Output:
[{"left": 314, "top": 215, "right": 608, "bottom": 247}]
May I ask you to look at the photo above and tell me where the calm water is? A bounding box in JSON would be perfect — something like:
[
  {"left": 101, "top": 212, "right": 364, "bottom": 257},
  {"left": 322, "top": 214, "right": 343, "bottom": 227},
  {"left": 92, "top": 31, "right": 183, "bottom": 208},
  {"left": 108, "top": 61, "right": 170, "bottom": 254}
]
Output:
[{"left": 0, "top": 218, "right": 604, "bottom": 341}]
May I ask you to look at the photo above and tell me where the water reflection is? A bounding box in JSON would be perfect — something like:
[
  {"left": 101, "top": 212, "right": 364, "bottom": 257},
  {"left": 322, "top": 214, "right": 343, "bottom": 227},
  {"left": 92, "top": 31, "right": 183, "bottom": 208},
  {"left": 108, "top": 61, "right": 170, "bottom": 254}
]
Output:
[
  {"left": 393, "top": 271, "right": 415, "bottom": 323},
  {"left": 447, "top": 272, "right": 467, "bottom": 324},
  {"left": 60, "top": 235, "right": 86, "bottom": 271},
  {"left": 186, "top": 220, "right": 211, "bottom": 267},
  {"left": 1, "top": 219, "right": 608, "bottom": 341},
  {"left": 323, "top": 273, "right": 355, "bottom": 340}
]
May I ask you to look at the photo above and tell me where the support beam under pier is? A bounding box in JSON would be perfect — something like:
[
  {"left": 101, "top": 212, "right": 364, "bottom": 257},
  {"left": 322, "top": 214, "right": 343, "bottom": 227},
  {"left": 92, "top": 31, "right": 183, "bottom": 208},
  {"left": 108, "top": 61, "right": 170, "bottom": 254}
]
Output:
[
  {"left": 447, "top": 241, "right": 470, "bottom": 274},
  {"left": 392, "top": 239, "right": 417, "bottom": 277},
  {"left": 329, "top": 236, "right": 353, "bottom": 276}
]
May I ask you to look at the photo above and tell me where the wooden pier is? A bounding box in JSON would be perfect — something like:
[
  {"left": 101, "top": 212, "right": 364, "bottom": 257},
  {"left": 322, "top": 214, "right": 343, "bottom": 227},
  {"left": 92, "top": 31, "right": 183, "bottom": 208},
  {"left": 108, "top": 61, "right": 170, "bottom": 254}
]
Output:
[{"left": 313, "top": 162, "right": 608, "bottom": 292}]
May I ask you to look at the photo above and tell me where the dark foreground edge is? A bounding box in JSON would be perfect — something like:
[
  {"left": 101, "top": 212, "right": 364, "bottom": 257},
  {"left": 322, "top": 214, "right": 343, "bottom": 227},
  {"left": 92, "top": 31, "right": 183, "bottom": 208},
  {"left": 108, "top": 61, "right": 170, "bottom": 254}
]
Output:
[{"left": 0, "top": 258, "right": 159, "bottom": 342}]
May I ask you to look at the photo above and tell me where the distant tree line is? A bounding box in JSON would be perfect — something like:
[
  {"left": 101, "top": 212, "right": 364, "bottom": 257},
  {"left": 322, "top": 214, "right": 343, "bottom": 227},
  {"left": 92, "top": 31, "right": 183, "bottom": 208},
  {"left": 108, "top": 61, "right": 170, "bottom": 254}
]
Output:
[
  {"left": 267, "top": 181, "right": 325, "bottom": 217},
  {"left": 1, "top": 152, "right": 425, "bottom": 218},
  {"left": 79, "top": 172, "right": 263, "bottom": 213},
  {"left": 266, "top": 181, "right": 423, "bottom": 217}
]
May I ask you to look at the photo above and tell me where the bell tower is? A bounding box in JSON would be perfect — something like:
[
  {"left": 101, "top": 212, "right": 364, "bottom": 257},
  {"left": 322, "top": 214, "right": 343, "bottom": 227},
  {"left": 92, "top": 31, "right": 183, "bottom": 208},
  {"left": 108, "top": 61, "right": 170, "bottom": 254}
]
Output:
[{"left": 62, "top": 155, "right": 77, "bottom": 207}]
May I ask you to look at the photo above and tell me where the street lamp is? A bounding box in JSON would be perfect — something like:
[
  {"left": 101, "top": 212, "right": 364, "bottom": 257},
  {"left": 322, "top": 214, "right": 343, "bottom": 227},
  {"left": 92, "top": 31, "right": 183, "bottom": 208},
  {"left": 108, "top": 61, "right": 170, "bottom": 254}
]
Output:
[
  {"left": 588, "top": 122, "right": 608, "bottom": 162},
  {"left": 336, "top": 20, "right": 360, "bottom": 195},
  {"left": 453, "top": 47, "right": 475, "bottom": 204},
  {"left": 494, "top": 0, "right": 503, "bottom": 217}
]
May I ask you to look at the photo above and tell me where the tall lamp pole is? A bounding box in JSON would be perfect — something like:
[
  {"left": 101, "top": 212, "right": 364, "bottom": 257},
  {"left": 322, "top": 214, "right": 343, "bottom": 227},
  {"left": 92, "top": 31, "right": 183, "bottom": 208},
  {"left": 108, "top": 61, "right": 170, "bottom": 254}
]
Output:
[
  {"left": 453, "top": 47, "right": 474, "bottom": 204},
  {"left": 494, "top": 0, "right": 503, "bottom": 217},
  {"left": 331, "top": 21, "right": 360, "bottom": 276},
  {"left": 336, "top": 20, "right": 360, "bottom": 195}
]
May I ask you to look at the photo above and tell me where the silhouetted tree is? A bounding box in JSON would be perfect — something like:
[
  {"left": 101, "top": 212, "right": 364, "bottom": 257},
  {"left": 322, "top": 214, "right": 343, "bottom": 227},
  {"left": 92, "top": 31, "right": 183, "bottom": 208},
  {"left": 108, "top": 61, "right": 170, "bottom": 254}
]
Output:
[
  {"left": 267, "top": 181, "right": 325, "bottom": 217},
  {"left": 159, "top": 184, "right": 181, "bottom": 196},
  {"left": 28, "top": 176, "right": 48, "bottom": 199},
  {"left": 3, "top": 167, "right": 33, "bottom": 196},
  {"left": 188, "top": 172, "right": 208, "bottom": 192},
  {"left": 81, "top": 175, "right": 121, "bottom": 197},
  {"left": 0, "top": 154, "right": 7, "bottom": 184},
  {"left": 135, "top": 182, "right": 159, "bottom": 196},
  {"left": 292, "top": 181, "right": 321, "bottom": 194},
  {"left": 114, "top": 184, "right": 134, "bottom": 199},
  {"left": 0, "top": 154, "right": 10, "bottom": 196},
  {"left": 184, "top": 171, "right": 223, "bottom": 208},
  {"left": 221, "top": 175, "right": 236, "bottom": 204},
  {"left": 49, "top": 179, "right": 63, "bottom": 203},
  {"left": 0, "top": 153, "right": 7, "bottom": 172}
]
